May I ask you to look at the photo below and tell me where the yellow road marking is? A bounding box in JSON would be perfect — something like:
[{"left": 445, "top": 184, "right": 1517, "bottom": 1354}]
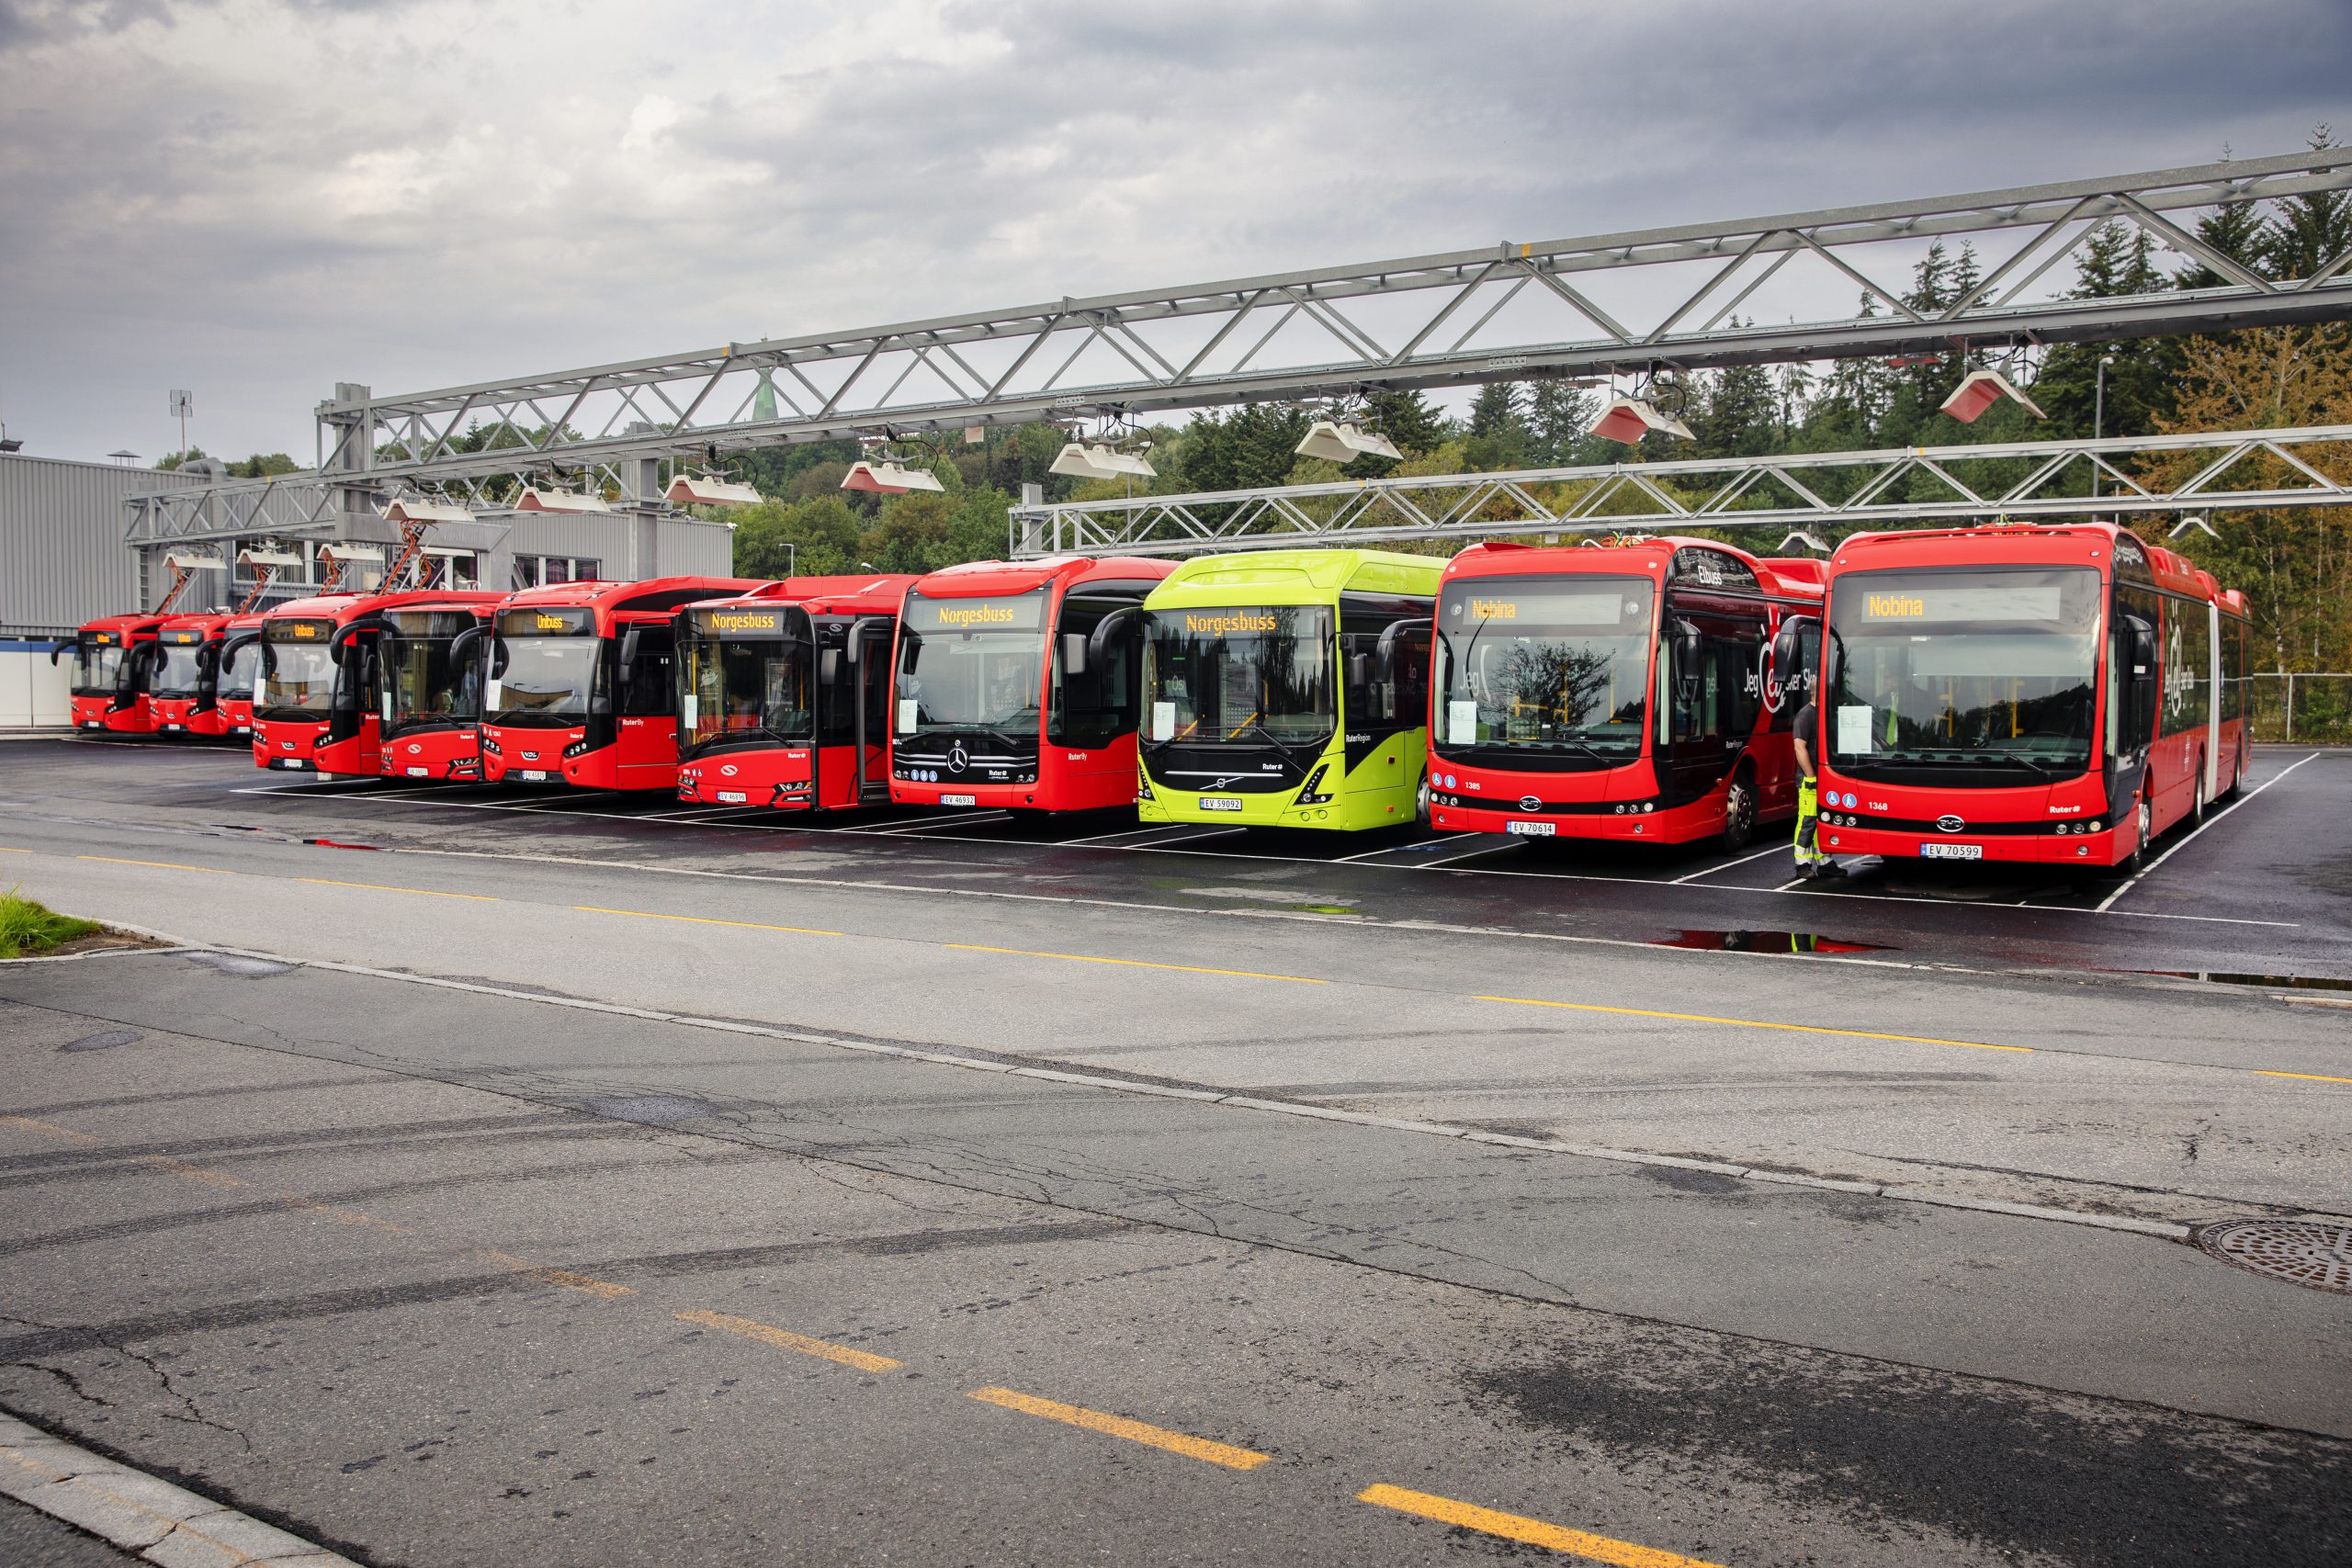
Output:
[
  {"left": 677, "top": 1309, "right": 901, "bottom": 1372},
  {"left": 966, "top": 1385, "right": 1271, "bottom": 1470},
  {"left": 573, "top": 906, "right": 842, "bottom": 937},
  {"left": 0, "top": 846, "right": 29, "bottom": 853},
  {"left": 74, "top": 855, "right": 232, "bottom": 874},
  {"left": 1358, "top": 1484, "right": 1726, "bottom": 1567},
  {"left": 2257, "top": 1069, "right": 2352, "bottom": 1085},
  {"left": 946, "top": 944, "right": 1326, "bottom": 985},
  {"left": 0, "top": 1114, "right": 97, "bottom": 1144},
  {"left": 298, "top": 877, "right": 497, "bottom": 901},
  {"left": 476, "top": 1249, "right": 634, "bottom": 1299},
  {"left": 283, "top": 1197, "right": 413, "bottom": 1234},
  {"left": 1477, "top": 995, "right": 2030, "bottom": 1053}
]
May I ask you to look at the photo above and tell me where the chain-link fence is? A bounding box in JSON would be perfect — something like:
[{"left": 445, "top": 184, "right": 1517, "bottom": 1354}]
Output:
[{"left": 2251, "top": 674, "right": 2352, "bottom": 742}]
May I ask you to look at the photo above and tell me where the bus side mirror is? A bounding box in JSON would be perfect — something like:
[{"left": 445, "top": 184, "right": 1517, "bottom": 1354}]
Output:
[
  {"left": 820, "top": 649, "right": 842, "bottom": 687},
  {"left": 1060, "top": 633, "right": 1089, "bottom": 677},
  {"left": 1085, "top": 605, "right": 1143, "bottom": 672},
  {"left": 489, "top": 639, "right": 509, "bottom": 680},
  {"left": 618, "top": 628, "right": 642, "bottom": 668},
  {"left": 450, "top": 627, "right": 483, "bottom": 670},
  {"left": 50, "top": 643, "right": 67, "bottom": 666},
  {"left": 2131, "top": 624, "right": 2157, "bottom": 679},
  {"left": 1672, "top": 620, "right": 1703, "bottom": 699}
]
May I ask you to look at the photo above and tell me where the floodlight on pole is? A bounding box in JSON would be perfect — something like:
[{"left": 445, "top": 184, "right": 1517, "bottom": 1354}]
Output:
[
  {"left": 842, "top": 459, "right": 945, "bottom": 494},
  {"left": 1588, "top": 396, "right": 1693, "bottom": 446},
  {"left": 161, "top": 550, "right": 227, "bottom": 573},
  {"left": 1777, "top": 530, "right": 1832, "bottom": 556},
  {"left": 666, "top": 474, "right": 763, "bottom": 506},
  {"left": 514, "top": 484, "right": 613, "bottom": 513},
  {"left": 1939, "top": 368, "right": 2046, "bottom": 424},
  {"left": 1294, "top": 421, "right": 1401, "bottom": 464},
  {"left": 2168, "top": 513, "right": 2219, "bottom": 539}
]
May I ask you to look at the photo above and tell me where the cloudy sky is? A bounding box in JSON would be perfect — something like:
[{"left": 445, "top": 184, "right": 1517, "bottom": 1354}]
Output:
[{"left": 3, "top": 0, "right": 2345, "bottom": 465}]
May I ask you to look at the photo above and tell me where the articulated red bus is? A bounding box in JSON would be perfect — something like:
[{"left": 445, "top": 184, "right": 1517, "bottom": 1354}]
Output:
[
  {"left": 148, "top": 613, "right": 245, "bottom": 739},
  {"left": 889, "top": 556, "right": 1176, "bottom": 814},
  {"left": 375, "top": 599, "right": 500, "bottom": 781},
  {"left": 60, "top": 613, "right": 173, "bottom": 734},
  {"left": 1789, "top": 521, "right": 2251, "bottom": 871},
  {"left": 481, "top": 577, "right": 761, "bottom": 790},
  {"left": 1426, "top": 538, "right": 1825, "bottom": 848},
  {"left": 673, "top": 575, "right": 920, "bottom": 811}
]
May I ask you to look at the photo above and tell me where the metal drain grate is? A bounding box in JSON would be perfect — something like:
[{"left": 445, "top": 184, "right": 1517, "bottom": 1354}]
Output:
[{"left": 2197, "top": 1220, "right": 2352, "bottom": 1294}]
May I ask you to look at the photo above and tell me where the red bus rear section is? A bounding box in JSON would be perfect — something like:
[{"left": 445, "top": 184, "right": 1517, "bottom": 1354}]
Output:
[
  {"left": 673, "top": 576, "right": 919, "bottom": 812},
  {"left": 62, "top": 613, "right": 172, "bottom": 734},
  {"left": 1426, "top": 539, "right": 1825, "bottom": 849},
  {"left": 481, "top": 577, "right": 763, "bottom": 791},
  {"left": 889, "top": 556, "right": 1176, "bottom": 814},
  {"left": 1793, "top": 522, "right": 2250, "bottom": 871}
]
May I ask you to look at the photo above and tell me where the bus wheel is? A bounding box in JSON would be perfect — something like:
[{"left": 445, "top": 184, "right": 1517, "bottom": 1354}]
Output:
[
  {"left": 1415, "top": 773, "right": 1432, "bottom": 829},
  {"left": 2120, "top": 788, "right": 2154, "bottom": 875},
  {"left": 2188, "top": 758, "right": 2208, "bottom": 829},
  {"left": 1719, "top": 770, "right": 1757, "bottom": 852}
]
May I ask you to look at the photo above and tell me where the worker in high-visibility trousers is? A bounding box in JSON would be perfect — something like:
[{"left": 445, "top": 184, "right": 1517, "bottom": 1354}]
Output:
[{"left": 1790, "top": 696, "right": 1845, "bottom": 880}]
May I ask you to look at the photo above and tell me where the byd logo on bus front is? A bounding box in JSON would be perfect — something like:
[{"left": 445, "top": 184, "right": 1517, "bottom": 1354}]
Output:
[{"left": 1935, "top": 814, "right": 1966, "bottom": 833}]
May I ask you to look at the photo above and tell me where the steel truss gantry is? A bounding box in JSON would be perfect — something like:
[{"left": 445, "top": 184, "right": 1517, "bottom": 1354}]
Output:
[
  {"left": 1003, "top": 426, "right": 2352, "bottom": 557},
  {"left": 120, "top": 459, "right": 650, "bottom": 548}
]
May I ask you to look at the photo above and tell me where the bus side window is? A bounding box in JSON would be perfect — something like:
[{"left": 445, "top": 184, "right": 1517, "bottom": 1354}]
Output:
[
  {"left": 1048, "top": 597, "right": 1134, "bottom": 748},
  {"left": 622, "top": 627, "right": 675, "bottom": 716}
]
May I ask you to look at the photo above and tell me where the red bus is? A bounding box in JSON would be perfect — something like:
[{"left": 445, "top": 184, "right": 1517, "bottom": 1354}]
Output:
[
  {"left": 149, "top": 613, "right": 240, "bottom": 739},
  {"left": 60, "top": 613, "right": 173, "bottom": 734},
  {"left": 375, "top": 599, "right": 500, "bottom": 781},
  {"left": 1787, "top": 521, "right": 2251, "bottom": 872},
  {"left": 889, "top": 556, "right": 1176, "bottom": 814},
  {"left": 211, "top": 614, "right": 267, "bottom": 740},
  {"left": 1426, "top": 538, "right": 1825, "bottom": 848},
  {"left": 673, "top": 575, "right": 920, "bottom": 812},
  {"left": 482, "top": 576, "right": 761, "bottom": 790},
  {"left": 253, "top": 591, "right": 503, "bottom": 776}
]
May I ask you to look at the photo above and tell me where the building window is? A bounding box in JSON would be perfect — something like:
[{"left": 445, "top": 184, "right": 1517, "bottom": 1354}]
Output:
[{"left": 514, "top": 556, "right": 602, "bottom": 590}]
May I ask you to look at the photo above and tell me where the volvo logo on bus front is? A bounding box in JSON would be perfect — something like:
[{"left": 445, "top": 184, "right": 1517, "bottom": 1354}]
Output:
[
  {"left": 947, "top": 743, "right": 968, "bottom": 775},
  {"left": 1519, "top": 795, "right": 1541, "bottom": 811},
  {"left": 1935, "top": 814, "right": 1965, "bottom": 833}
]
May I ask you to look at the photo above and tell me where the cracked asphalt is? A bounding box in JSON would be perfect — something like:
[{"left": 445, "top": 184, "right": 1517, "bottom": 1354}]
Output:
[{"left": 0, "top": 739, "right": 2347, "bottom": 1566}]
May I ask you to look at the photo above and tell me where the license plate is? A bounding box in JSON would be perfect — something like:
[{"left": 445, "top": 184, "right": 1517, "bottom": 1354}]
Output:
[
  {"left": 1506, "top": 819, "right": 1556, "bottom": 836},
  {"left": 1919, "top": 842, "right": 1982, "bottom": 860},
  {"left": 163, "top": 723, "right": 182, "bottom": 731},
  {"left": 276, "top": 758, "right": 309, "bottom": 770},
  {"left": 717, "top": 790, "right": 747, "bottom": 804},
  {"left": 1198, "top": 796, "right": 1244, "bottom": 812},
  {"left": 517, "top": 769, "right": 551, "bottom": 782},
  {"left": 941, "top": 793, "right": 978, "bottom": 807},
  {"left": 405, "top": 766, "right": 428, "bottom": 777}
]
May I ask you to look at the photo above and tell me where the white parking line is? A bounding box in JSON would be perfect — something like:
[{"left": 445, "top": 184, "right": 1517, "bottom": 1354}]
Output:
[
  {"left": 1668, "top": 843, "right": 1788, "bottom": 885},
  {"left": 2097, "top": 750, "right": 2322, "bottom": 912},
  {"left": 1332, "top": 836, "right": 1454, "bottom": 863},
  {"left": 852, "top": 810, "right": 1017, "bottom": 835}
]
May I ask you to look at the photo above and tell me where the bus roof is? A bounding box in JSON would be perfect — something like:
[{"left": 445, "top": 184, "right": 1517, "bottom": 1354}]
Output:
[
  {"left": 157, "top": 612, "right": 238, "bottom": 643},
  {"left": 1832, "top": 521, "right": 2212, "bottom": 597},
  {"left": 1443, "top": 536, "right": 1824, "bottom": 599},
  {"left": 266, "top": 589, "right": 502, "bottom": 628},
  {"left": 75, "top": 611, "right": 175, "bottom": 640},
  {"left": 908, "top": 556, "right": 1177, "bottom": 599},
  {"left": 1146, "top": 547, "right": 1443, "bottom": 608},
  {"left": 688, "top": 574, "right": 920, "bottom": 618},
  {"left": 497, "top": 576, "right": 763, "bottom": 630}
]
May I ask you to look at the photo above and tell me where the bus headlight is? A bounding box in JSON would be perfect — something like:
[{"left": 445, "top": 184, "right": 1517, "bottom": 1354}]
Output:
[{"left": 1295, "top": 765, "right": 1332, "bottom": 806}]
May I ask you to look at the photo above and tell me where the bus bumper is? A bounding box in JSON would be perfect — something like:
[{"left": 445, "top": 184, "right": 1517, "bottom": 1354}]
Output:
[
  {"left": 679, "top": 750, "right": 819, "bottom": 811},
  {"left": 1430, "top": 800, "right": 1702, "bottom": 842},
  {"left": 1819, "top": 823, "right": 2123, "bottom": 867}
]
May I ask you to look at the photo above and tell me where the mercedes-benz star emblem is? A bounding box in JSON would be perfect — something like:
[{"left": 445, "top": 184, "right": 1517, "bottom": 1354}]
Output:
[
  {"left": 1935, "top": 814, "right": 1965, "bottom": 832},
  {"left": 947, "top": 743, "right": 968, "bottom": 775}
]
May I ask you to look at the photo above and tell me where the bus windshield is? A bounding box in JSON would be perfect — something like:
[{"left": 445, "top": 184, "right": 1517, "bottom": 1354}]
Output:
[
  {"left": 153, "top": 641, "right": 206, "bottom": 697},
  {"left": 491, "top": 637, "right": 601, "bottom": 727},
  {"left": 681, "top": 632, "right": 813, "bottom": 752},
  {"left": 219, "top": 638, "right": 260, "bottom": 701},
  {"left": 1826, "top": 566, "right": 2102, "bottom": 779},
  {"left": 896, "top": 588, "right": 1047, "bottom": 739},
  {"left": 259, "top": 639, "right": 338, "bottom": 715},
  {"left": 1144, "top": 604, "right": 1335, "bottom": 749},
  {"left": 1436, "top": 576, "right": 1654, "bottom": 764},
  {"left": 71, "top": 642, "right": 126, "bottom": 696},
  {"left": 383, "top": 613, "right": 483, "bottom": 730}
]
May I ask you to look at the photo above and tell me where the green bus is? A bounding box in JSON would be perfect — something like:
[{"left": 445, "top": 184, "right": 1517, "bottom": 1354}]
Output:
[{"left": 1137, "top": 548, "right": 1441, "bottom": 830}]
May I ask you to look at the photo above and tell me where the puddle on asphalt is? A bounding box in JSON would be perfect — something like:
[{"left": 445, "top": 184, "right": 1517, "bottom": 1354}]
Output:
[
  {"left": 59, "top": 1029, "right": 142, "bottom": 1052},
  {"left": 2135, "top": 969, "right": 2352, "bottom": 993},
  {"left": 1653, "top": 929, "right": 1894, "bottom": 955},
  {"left": 184, "top": 952, "right": 296, "bottom": 977}
]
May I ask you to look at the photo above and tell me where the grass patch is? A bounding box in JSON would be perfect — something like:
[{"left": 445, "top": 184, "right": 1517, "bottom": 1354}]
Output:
[{"left": 0, "top": 889, "right": 104, "bottom": 959}]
